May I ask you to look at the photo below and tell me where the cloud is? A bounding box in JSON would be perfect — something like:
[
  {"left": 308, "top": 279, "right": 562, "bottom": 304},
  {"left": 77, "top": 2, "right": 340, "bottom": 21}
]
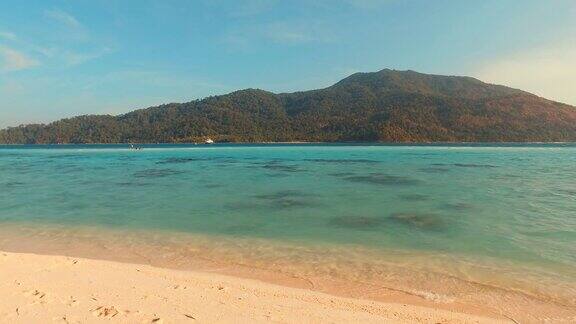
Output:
[
  {"left": 0, "top": 38, "right": 108, "bottom": 69},
  {"left": 0, "top": 46, "right": 39, "bottom": 72},
  {"left": 264, "top": 23, "right": 314, "bottom": 44},
  {"left": 474, "top": 41, "right": 576, "bottom": 105},
  {"left": 0, "top": 31, "right": 17, "bottom": 40},
  {"left": 265, "top": 21, "right": 337, "bottom": 45},
  {"left": 44, "top": 9, "right": 81, "bottom": 28},
  {"left": 60, "top": 47, "right": 113, "bottom": 67},
  {"left": 222, "top": 20, "right": 335, "bottom": 50}
]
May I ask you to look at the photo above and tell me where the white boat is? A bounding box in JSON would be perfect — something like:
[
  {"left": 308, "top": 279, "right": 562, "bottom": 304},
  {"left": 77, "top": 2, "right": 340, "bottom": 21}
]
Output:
[{"left": 205, "top": 138, "right": 214, "bottom": 144}]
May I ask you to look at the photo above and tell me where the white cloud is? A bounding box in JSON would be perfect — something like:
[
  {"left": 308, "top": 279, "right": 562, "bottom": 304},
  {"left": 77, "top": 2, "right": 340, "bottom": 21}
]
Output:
[
  {"left": 474, "top": 42, "right": 576, "bottom": 105},
  {"left": 0, "top": 46, "right": 39, "bottom": 71},
  {"left": 0, "top": 31, "right": 17, "bottom": 40},
  {"left": 5, "top": 11, "right": 110, "bottom": 69},
  {"left": 44, "top": 9, "right": 81, "bottom": 28}
]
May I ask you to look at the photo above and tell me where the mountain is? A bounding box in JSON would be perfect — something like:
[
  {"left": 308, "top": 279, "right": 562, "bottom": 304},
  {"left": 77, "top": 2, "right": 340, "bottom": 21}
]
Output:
[{"left": 2, "top": 69, "right": 576, "bottom": 144}]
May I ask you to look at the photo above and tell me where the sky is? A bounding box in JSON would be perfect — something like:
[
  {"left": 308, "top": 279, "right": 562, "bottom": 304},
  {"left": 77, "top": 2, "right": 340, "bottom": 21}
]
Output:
[{"left": 0, "top": 0, "right": 575, "bottom": 128}]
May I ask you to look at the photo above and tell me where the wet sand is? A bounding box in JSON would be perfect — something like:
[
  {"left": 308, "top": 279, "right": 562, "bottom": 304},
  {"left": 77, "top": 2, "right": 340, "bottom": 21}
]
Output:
[
  {"left": 1, "top": 224, "right": 575, "bottom": 323},
  {"left": 0, "top": 250, "right": 509, "bottom": 323}
]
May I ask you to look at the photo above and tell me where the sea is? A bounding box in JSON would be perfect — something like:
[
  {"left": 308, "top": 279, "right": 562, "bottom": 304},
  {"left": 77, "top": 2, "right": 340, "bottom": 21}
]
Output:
[{"left": 1, "top": 143, "right": 575, "bottom": 319}]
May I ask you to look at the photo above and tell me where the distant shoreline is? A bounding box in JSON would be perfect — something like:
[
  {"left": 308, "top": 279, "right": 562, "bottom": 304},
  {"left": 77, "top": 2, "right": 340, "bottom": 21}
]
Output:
[{"left": 1, "top": 141, "right": 576, "bottom": 147}]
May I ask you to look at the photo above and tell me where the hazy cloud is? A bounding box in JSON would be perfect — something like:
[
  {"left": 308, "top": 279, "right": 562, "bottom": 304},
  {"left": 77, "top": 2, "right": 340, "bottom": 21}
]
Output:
[
  {"left": 44, "top": 9, "right": 81, "bottom": 28},
  {"left": 60, "top": 47, "right": 113, "bottom": 67},
  {"left": 0, "top": 31, "right": 17, "bottom": 40},
  {"left": 223, "top": 20, "right": 335, "bottom": 50},
  {"left": 264, "top": 22, "right": 314, "bottom": 44},
  {"left": 474, "top": 41, "right": 576, "bottom": 105},
  {"left": 0, "top": 46, "right": 39, "bottom": 71}
]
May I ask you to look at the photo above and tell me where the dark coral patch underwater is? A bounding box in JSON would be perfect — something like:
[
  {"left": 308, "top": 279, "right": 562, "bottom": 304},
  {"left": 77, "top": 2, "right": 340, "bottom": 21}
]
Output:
[
  {"left": 329, "top": 215, "right": 386, "bottom": 230},
  {"left": 261, "top": 163, "right": 303, "bottom": 173},
  {"left": 303, "top": 158, "right": 379, "bottom": 164},
  {"left": 156, "top": 157, "right": 204, "bottom": 164},
  {"left": 398, "top": 194, "right": 430, "bottom": 201},
  {"left": 254, "top": 190, "right": 309, "bottom": 200},
  {"left": 253, "top": 190, "right": 320, "bottom": 210},
  {"left": 419, "top": 166, "right": 451, "bottom": 173},
  {"left": 441, "top": 202, "right": 474, "bottom": 211},
  {"left": 133, "top": 168, "right": 185, "bottom": 178},
  {"left": 431, "top": 163, "right": 498, "bottom": 169},
  {"left": 342, "top": 173, "right": 421, "bottom": 186},
  {"left": 389, "top": 212, "right": 445, "bottom": 230}
]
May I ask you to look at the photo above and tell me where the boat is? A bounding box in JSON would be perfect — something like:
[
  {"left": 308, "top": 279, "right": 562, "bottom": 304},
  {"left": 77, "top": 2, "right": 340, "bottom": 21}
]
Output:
[
  {"left": 129, "top": 144, "right": 143, "bottom": 150},
  {"left": 205, "top": 138, "right": 214, "bottom": 144}
]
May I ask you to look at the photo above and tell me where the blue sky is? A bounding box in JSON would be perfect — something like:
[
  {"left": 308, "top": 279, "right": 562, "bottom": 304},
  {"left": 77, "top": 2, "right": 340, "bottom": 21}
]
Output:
[{"left": 1, "top": 0, "right": 575, "bottom": 128}]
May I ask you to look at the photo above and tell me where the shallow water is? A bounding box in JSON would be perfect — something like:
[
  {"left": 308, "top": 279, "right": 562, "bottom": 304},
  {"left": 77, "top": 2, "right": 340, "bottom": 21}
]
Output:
[{"left": 1, "top": 144, "right": 576, "bottom": 314}]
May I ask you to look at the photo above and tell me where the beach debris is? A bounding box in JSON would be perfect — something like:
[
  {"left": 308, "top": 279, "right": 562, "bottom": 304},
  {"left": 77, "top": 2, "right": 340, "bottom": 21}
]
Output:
[
  {"left": 91, "top": 306, "right": 119, "bottom": 318},
  {"left": 24, "top": 289, "right": 47, "bottom": 301}
]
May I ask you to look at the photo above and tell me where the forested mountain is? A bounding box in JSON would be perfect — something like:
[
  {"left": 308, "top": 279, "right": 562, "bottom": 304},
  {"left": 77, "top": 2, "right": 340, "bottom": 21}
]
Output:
[{"left": 2, "top": 69, "right": 576, "bottom": 144}]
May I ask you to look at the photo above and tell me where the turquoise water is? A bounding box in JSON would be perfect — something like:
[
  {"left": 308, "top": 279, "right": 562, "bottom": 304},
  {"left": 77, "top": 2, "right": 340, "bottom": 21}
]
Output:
[{"left": 1, "top": 144, "right": 576, "bottom": 299}]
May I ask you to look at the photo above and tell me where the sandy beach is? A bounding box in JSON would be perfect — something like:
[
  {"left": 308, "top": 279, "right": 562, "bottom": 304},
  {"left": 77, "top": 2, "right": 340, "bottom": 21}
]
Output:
[{"left": 0, "top": 251, "right": 509, "bottom": 324}]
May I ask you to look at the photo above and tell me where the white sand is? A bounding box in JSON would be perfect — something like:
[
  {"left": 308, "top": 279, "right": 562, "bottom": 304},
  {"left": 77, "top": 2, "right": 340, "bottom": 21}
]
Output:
[{"left": 0, "top": 251, "right": 506, "bottom": 323}]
